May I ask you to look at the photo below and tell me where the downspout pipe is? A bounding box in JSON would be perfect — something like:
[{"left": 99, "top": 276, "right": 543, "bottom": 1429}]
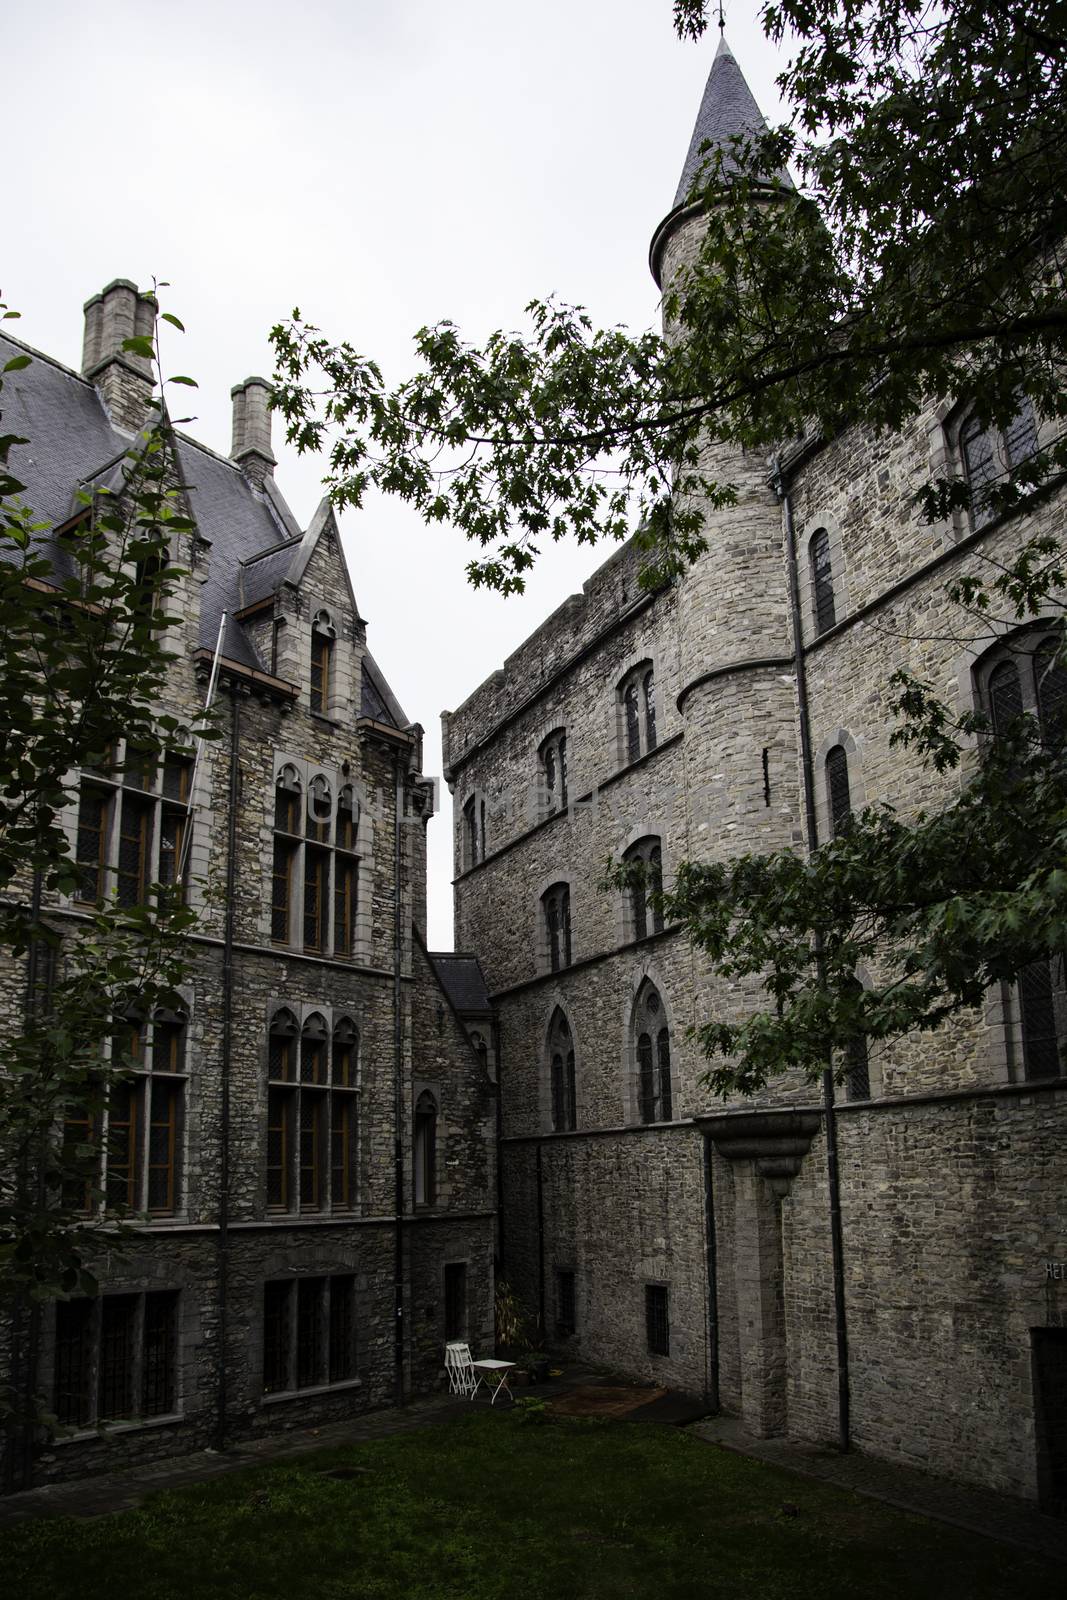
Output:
[
  {"left": 702, "top": 1134, "right": 720, "bottom": 1412},
  {"left": 393, "top": 753, "right": 405, "bottom": 1408},
  {"left": 8, "top": 870, "right": 44, "bottom": 1492},
  {"left": 215, "top": 685, "right": 240, "bottom": 1450},
  {"left": 776, "top": 459, "right": 851, "bottom": 1453}
]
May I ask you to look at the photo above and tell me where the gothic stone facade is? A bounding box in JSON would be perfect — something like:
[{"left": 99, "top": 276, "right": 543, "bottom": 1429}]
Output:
[
  {"left": 443, "top": 43, "right": 1067, "bottom": 1509},
  {"left": 0, "top": 282, "right": 496, "bottom": 1491}
]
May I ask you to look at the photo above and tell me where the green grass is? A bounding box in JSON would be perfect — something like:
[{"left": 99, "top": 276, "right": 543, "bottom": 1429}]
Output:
[{"left": 0, "top": 1414, "right": 1056, "bottom": 1600}]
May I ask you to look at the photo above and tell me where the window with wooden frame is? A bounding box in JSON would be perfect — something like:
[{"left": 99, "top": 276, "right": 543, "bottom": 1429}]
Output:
[
  {"left": 52, "top": 1289, "right": 180, "bottom": 1429},
  {"left": 272, "top": 766, "right": 302, "bottom": 945},
  {"left": 266, "top": 1009, "right": 358, "bottom": 1214},
  {"left": 74, "top": 743, "right": 193, "bottom": 907},
  {"left": 547, "top": 1007, "right": 576, "bottom": 1132},
  {"left": 310, "top": 611, "right": 336, "bottom": 715},
  {"left": 539, "top": 728, "right": 568, "bottom": 814},
  {"left": 261, "top": 1274, "right": 356, "bottom": 1395},
  {"left": 271, "top": 763, "right": 361, "bottom": 956},
  {"left": 634, "top": 981, "right": 672, "bottom": 1125},
  {"left": 414, "top": 1089, "right": 438, "bottom": 1208},
  {"left": 978, "top": 630, "right": 1067, "bottom": 1080},
  {"left": 618, "top": 663, "right": 657, "bottom": 766},
  {"left": 623, "top": 836, "right": 664, "bottom": 942},
  {"left": 542, "top": 883, "right": 572, "bottom": 972},
  {"left": 334, "top": 785, "right": 360, "bottom": 957}
]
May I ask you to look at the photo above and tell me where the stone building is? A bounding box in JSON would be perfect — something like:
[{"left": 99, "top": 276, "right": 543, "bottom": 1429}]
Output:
[
  {"left": 443, "top": 39, "right": 1067, "bottom": 1509},
  {"left": 0, "top": 280, "right": 496, "bottom": 1491}
]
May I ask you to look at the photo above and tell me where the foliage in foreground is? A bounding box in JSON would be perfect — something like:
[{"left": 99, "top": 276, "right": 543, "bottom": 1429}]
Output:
[{"left": 0, "top": 1415, "right": 1057, "bottom": 1600}]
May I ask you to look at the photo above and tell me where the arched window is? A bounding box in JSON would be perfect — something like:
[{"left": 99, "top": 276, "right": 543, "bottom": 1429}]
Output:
[
  {"left": 543, "top": 883, "right": 572, "bottom": 972},
  {"left": 547, "top": 1009, "right": 576, "bottom": 1131},
  {"left": 267, "top": 1009, "right": 357, "bottom": 1213},
  {"left": 634, "top": 981, "right": 672, "bottom": 1124},
  {"left": 335, "top": 785, "right": 359, "bottom": 957},
  {"left": 623, "top": 837, "right": 664, "bottom": 942},
  {"left": 470, "top": 1030, "right": 489, "bottom": 1071},
  {"left": 272, "top": 767, "right": 302, "bottom": 944},
  {"left": 462, "top": 793, "right": 486, "bottom": 869},
  {"left": 809, "top": 528, "right": 836, "bottom": 635},
  {"left": 825, "top": 745, "right": 852, "bottom": 838},
  {"left": 539, "top": 729, "right": 568, "bottom": 813},
  {"left": 310, "top": 610, "right": 336, "bottom": 715},
  {"left": 618, "top": 663, "right": 657, "bottom": 766},
  {"left": 303, "top": 778, "right": 331, "bottom": 952},
  {"left": 842, "top": 979, "right": 870, "bottom": 1102},
  {"left": 414, "top": 1090, "right": 438, "bottom": 1207},
  {"left": 959, "top": 394, "right": 1039, "bottom": 529},
  {"left": 978, "top": 629, "right": 1067, "bottom": 1080}
]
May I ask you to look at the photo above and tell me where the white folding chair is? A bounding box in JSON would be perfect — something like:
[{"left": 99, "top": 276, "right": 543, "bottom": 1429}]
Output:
[{"left": 444, "top": 1341, "right": 476, "bottom": 1397}]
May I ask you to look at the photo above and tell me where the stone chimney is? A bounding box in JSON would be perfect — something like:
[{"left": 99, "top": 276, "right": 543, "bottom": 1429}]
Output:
[
  {"left": 82, "top": 279, "right": 157, "bottom": 433},
  {"left": 230, "top": 376, "right": 276, "bottom": 486}
]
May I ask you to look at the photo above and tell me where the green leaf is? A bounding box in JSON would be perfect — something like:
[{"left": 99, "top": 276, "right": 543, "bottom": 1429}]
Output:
[
  {"left": 3, "top": 354, "right": 31, "bottom": 372},
  {"left": 160, "top": 313, "right": 186, "bottom": 332},
  {"left": 121, "top": 335, "right": 156, "bottom": 361},
  {"left": 168, "top": 375, "right": 198, "bottom": 387}
]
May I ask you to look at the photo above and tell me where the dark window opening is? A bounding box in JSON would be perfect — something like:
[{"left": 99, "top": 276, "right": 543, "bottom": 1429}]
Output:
[
  {"left": 444, "top": 1263, "right": 467, "bottom": 1342},
  {"left": 646, "top": 1284, "right": 670, "bottom": 1357},
  {"left": 826, "top": 745, "right": 853, "bottom": 838},
  {"left": 557, "top": 1270, "right": 576, "bottom": 1336},
  {"left": 810, "top": 528, "right": 837, "bottom": 635}
]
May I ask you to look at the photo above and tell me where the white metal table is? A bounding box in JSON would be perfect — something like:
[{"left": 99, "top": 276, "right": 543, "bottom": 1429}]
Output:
[{"left": 470, "top": 1358, "right": 517, "bottom": 1405}]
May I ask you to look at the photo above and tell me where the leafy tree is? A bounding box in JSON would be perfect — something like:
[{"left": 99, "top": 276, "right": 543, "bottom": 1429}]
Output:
[
  {"left": 269, "top": 2, "right": 1067, "bottom": 1090},
  {"left": 0, "top": 292, "right": 210, "bottom": 1416}
]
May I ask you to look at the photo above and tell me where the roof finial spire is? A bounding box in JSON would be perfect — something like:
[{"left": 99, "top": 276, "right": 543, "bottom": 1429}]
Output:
[{"left": 717, "top": 1, "right": 725, "bottom": 34}]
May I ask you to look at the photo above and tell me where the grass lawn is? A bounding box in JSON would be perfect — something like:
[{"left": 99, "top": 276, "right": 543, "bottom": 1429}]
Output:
[{"left": 0, "top": 1412, "right": 1056, "bottom": 1600}]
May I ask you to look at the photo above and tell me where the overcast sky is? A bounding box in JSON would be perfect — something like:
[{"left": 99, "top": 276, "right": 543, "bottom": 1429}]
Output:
[{"left": 5, "top": 0, "right": 788, "bottom": 949}]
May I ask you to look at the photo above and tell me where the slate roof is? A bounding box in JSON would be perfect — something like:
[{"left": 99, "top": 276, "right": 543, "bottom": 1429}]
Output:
[
  {"left": 0, "top": 323, "right": 413, "bottom": 715},
  {"left": 672, "top": 34, "right": 792, "bottom": 208},
  {"left": 429, "top": 953, "right": 493, "bottom": 1014}
]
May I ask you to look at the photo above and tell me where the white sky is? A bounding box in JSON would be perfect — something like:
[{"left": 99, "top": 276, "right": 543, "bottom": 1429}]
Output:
[{"left": 4, "top": 0, "right": 788, "bottom": 949}]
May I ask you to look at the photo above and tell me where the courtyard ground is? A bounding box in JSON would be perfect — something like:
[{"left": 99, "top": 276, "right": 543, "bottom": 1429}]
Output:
[{"left": 0, "top": 1409, "right": 1058, "bottom": 1600}]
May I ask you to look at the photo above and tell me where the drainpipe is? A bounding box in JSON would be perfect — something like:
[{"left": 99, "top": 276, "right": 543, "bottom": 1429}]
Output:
[
  {"left": 702, "top": 1135, "right": 720, "bottom": 1411},
  {"left": 492, "top": 1014, "right": 504, "bottom": 1270},
  {"left": 215, "top": 686, "right": 240, "bottom": 1450},
  {"left": 776, "top": 459, "right": 851, "bottom": 1453},
  {"left": 535, "top": 1142, "right": 546, "bottom": 1337},
  {"left": 393, "top": 752, "right": 405, "bottom": 1408}
]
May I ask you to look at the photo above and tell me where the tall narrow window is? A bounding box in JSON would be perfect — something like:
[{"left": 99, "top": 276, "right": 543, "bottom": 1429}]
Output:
[
  {"left": 414, "top": 1090, "right": 438, "bottom": 1207},
  {"left": 299, "top": 1013, "right": 328, "bottom": 1211},
  {"left": 159, "top": 757, "right": 191, "bottom": 891},
  {"left": 548, "top": 1008, "right": 576, "bottom": 1132},
  {"left": 329, "top": 1276, "right": 356, "bottom": 1382},
  {"left": 462, "top": 794, "right": 485, "bottom": 869},
  {"left": 53, "top": 1299, "right": 93, "bottom": 1426},
  {"left": 272, "top": 767, "right": 301, "bottom": 944},
  {"left": 267, "top": 1007, "right": 299, "bottom": 1211},
  {"left": 623, "top": 837, "right": 664, "bottom": 942},
  {"left": 646, "top": 1284, "right": 670, "bottom": 1356},
  {"left": 335, "top": 786, "right": 359, "bottom": 957},
  {"left": 539, "top": 729, "right": 568, "bottom": 814},
  {"left": 310, "top": 612, "right": 335, "bottom": 715},
  {"left": 842, "top": 979, "right": 870, "bottom": 1101},
  {"left": 331, "top": 1018, "right": 359, "bottom": 1210},
  {"left": 98, "top": 1294, "right": 137, "bottom": 1420},
  {"left": 444, "top": 1262, "right": 467, "bottom": 1341},
  {"left": 142, "top": 1292, "right": 179, "bottom": 1417},
  {"left": 297, "top": 1277, "right": 326, "bottom": 1387},
  {"left": 543, "top": 883, "right": 572, "bottom": 972},
  {"left": 557, "top": 1270, "right": 576, "bottom": 1336},
  {"left": 263, "top": 1280, "right": 292, "bottom": 1394},
  {"left": 826, "top": 745, "right": 853, "bottom": 838},
  {"left": 618, "top": 663, "right": 657, "bottom": 765},
  {"left": 810, "top": 528, "right": 837, "bottom": 635},
  {"left": 75, "top": 783, "right": 112, "bottom": 902},
  {"left": 634, "top": 981, "right": 672, "bottom": 1124},
  {"left": 116, "top": 789, "right": 152, "bottom": 907}
]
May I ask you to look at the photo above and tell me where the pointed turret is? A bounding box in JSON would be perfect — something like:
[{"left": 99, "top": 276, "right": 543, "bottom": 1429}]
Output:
[{"left": 650, "top": 34, "right": 789, "bottom": 287}]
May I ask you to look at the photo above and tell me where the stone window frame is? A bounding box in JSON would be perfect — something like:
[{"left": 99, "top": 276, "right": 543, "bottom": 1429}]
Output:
[
  {"left": 267, "top": 751, "right": 373, "bottom": 961},
  {"left": 260, "top": 1270, "right": 360, "bottom": 1401},
  {"left": 795, "top": 511, "right": 850, "bottom": 648},
  {"left": 66, "top": 739, "right": 198, "bottom": 912},
  {"left": 615, "top": 657, "right": 658, "bottom": 769},
  {"left": 618, "top": 831, "right": 666, "bottom": 945},
  {"left": 935, "top": 393, "right": 1044, "bottom": 542},
  {"left": 620, "top": 962, "right": 677, "bottom": 1127},
  {"left": 261, "top": 998, "right": 362, "bottom": 1219},
  {"left": 537, "top": 875, "right": 575, "bottom": 975},
  {"left": 460, "top": 789, "right": 487, "bottom": 871},
  {"left": 43, "top": 1267, "right": 200, "bottom": 1438},
  {"left": 812, "top": 728, "right": 867, "bottom": 845},
  {"left": 537, "top": 726, "right": 569, "bottom": 818},
  {"left": 966, "top": 624, "right": 1067, "bottom": 1083},
  {"left": 542, "top": 1003, "right": 578, "bottom": 1133},
  {"left": 309, "top": 607, "right": 337, "bottom": 718}
]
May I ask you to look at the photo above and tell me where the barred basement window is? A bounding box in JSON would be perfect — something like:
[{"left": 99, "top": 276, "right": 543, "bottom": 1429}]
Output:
[
  {"left": 262, "top": 1274, "right": 356, "bottom": 1395},
  {"left": 52, "top": 1290, "right": 180, "bottom": 1428},
  {"left": 634, "top": 981, "right": 672, "bottom": 1124},
  {"left": 414, "top": 1089, "right": 438, "bottom": 1207},
  {"left": 444, "top": 1262, "right": 467, "bottom": 1341},
  {"left": 826, "top": 745, "right": 852, "bottom": 838},
  {"left": 548, "top": 1007, "right": 576, "bottom": 1132},
  {"left": 619, "top": 663, "right": 657, "bottom": 765},
  {"left": 809, "top": 528, "right": 836, "bottom": 635},
  {"left": 63, "top": 1013, "right": 188, "bottom": 1217},
  {"left": 543, "top": 883, "right": 572, "bottom": 972},
  {"left": 646, "top": 1284, "right": 670, "bottom": 1356},
  {"left": 539, "top": 729, "right": 568, "bottom": 814},
  {"left": 75, "top": 744, "right": 193, "bottom": 905},
  {"left": 623, "top": 836, "right": 664, "bottom": 941},
  {"left": 267, "top": 1009, "right": 359, "bottom": 1213},
  {"left": 310, "top": 611, "right": 336, "bottom": 715},
  {"left": 557, "top": 1269, "right": 576, "bottom": 1336}
]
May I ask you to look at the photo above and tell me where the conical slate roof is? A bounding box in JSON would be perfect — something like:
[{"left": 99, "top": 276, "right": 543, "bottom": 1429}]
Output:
[{"left": 672, "top": 34, "right": 788, "bottom": 207}]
